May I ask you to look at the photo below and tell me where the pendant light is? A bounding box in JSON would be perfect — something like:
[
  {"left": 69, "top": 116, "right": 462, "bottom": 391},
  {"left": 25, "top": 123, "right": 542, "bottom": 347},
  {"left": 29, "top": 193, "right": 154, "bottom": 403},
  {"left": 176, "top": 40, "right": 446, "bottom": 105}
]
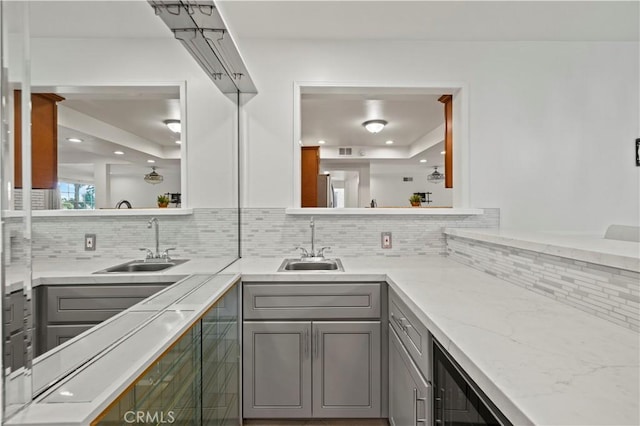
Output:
[
  {"left": 427, "top": 166, "right": 445, "bottom": 184},
  {"left": 144, "top": 166, "right": 164, "bottom": 184}
]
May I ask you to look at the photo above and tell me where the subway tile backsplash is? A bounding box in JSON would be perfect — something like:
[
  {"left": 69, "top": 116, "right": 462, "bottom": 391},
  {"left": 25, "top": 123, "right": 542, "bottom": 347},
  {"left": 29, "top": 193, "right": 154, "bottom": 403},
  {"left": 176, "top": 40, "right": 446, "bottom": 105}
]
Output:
[
  {"left": 446, "top": 235, "right": 640, "bottom": 332},
  {"left": 240, "top": 208, "right": 500, "bottom": 258}
]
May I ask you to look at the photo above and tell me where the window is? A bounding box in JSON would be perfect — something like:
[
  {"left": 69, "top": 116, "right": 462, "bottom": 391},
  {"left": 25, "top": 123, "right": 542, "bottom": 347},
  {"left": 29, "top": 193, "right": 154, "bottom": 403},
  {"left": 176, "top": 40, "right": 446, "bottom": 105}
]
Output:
[{"left": 58, "top": 182, "right": 95, "bottom": 210}]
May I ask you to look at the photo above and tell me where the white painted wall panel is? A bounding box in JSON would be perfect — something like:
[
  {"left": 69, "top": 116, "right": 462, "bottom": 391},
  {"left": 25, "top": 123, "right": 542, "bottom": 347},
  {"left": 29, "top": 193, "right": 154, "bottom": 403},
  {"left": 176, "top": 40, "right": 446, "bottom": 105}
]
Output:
[{"left": 236, "top": 40, "right": 639, "bottom": 232}]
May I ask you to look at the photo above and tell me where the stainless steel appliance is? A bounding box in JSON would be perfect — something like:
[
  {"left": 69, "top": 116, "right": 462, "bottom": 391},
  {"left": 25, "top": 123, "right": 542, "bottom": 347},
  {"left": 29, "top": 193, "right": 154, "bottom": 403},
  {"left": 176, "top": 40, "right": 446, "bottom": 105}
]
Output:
[
  {"left": 317, "top": 174, "right": 335, "bottom": 207},
  {"left": 433, "top": 339, "right": 511, "bottom": 425}
]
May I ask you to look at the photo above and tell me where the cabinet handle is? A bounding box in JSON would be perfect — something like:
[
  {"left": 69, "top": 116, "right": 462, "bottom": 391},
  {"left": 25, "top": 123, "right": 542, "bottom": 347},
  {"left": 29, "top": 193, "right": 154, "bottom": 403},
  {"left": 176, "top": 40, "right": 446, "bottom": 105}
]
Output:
[
  {"left": 435, "top": 387, "right": 443, "bottom": 425},
  {"left": 391, "top": 313, "right": 408, "bottom": 333},
  {"left": 313, "top": 328, "right": 319, "bottom": 359},
  {"left": 416, "top": 389, "right": 427, "bottom": 424},
  {"left": 439, "top": 387, "right": 446, "bottom": 426},
  {"left": 304, "top": 329, "right": 309, "bottom": 359}
]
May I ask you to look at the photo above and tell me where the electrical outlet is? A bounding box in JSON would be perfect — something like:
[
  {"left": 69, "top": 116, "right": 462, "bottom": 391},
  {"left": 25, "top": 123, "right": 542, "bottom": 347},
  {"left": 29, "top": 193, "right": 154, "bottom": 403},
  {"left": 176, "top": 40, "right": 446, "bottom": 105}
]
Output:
[
  {"left": 84, "top": 233, "right": 96, "bottom": 251},
  {"left": 381, "top": 232, "right": 392, "bottom": 249}
]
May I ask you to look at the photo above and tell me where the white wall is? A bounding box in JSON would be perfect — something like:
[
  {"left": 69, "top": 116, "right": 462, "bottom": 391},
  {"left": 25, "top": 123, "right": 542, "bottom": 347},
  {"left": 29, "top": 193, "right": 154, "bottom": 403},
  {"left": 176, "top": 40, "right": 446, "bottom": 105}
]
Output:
[
  {"left": 28, "top": 37, "right": 238, "bottom": 208},
  {"left": 110, "top": 172, "right": 180, "bottom": 209},
  {"left": 238, "top": 39, "right": 639, "bottom": 232},
  {"left": 370, "top": 166, "right": 453, "bottom": 208}
]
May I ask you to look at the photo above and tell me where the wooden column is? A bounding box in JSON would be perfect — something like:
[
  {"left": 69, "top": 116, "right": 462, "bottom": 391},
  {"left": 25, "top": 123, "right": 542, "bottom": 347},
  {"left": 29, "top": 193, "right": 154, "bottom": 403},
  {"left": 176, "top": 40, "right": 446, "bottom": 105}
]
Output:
[
  {"left": 301, "top": 146, "right": 319, "bottom": 207},
  {"left": 14, "top": 91, "right": 65, "bottom": 189},
  {"left": 438, "top": 94, "right": 453, "bottom": 189}
]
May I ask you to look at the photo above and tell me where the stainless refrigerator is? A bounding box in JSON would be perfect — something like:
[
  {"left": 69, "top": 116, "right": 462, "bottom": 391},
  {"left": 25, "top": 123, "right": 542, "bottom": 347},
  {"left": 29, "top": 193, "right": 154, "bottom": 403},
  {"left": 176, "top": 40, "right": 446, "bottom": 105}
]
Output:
[{"left": 317, "top": 174, "right": 335, "bottom": 207}]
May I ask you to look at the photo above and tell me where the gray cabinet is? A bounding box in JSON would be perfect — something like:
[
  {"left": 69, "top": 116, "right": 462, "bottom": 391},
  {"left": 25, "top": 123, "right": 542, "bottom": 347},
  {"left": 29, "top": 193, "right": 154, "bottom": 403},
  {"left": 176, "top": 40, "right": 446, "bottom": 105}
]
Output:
[
  {"left": 243, "top": 282, "right": 384, "bottom": 420},
  {"left": 37, "top": 283, "right": 169, "bottom": 354},
  {"left": 389, "top": 326, "right": 431, "bottom": 426},
  {"left": 313, "top": 321, "right": 381, "bottom": 418},
  {"left": 243, "top": 320, "right": 381, "bottom": 419},
  {"left": 4, "top": 290, "right": 27, "bottom": 371},
  {"left": 243, "top": 321, "right": 312, "bottom": 418}
]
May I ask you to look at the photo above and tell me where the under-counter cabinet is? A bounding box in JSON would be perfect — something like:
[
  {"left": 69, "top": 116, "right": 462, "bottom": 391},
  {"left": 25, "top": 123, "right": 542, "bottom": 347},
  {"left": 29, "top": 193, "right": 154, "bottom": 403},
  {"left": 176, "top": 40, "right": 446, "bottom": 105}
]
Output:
[
  {"left": 389, "top": 327, "right": 431, "bottom": 426},
  {"left": 243, "top": 282, "right": 383, "bottom": 419}
]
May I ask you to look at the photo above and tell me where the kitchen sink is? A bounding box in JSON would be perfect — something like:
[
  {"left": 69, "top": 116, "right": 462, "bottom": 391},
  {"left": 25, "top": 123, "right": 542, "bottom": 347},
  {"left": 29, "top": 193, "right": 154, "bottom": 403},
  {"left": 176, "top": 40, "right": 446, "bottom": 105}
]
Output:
[
  {"left": 277, "top": 258, "right": 344, "bottom": 272},
  {"left": 94, "top": 259, "right": 189, "bottom": 274}
]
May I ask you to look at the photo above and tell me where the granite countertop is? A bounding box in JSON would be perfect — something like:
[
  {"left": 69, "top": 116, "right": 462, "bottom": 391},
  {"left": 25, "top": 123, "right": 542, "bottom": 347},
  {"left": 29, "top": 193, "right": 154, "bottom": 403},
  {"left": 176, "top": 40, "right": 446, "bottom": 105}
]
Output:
[
  {"left": 4, "top": 255, "right": 639, "bottom": 425},
  {"left": 226, "top": 257, "right": 640, "bottom": 426}
]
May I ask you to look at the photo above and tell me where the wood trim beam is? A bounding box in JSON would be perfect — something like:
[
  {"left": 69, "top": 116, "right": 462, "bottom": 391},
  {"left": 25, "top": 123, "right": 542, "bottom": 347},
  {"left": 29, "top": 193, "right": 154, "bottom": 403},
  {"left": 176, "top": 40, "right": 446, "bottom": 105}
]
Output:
[{"left": 438, "top": 94, "right": 453, "bottom": 189}]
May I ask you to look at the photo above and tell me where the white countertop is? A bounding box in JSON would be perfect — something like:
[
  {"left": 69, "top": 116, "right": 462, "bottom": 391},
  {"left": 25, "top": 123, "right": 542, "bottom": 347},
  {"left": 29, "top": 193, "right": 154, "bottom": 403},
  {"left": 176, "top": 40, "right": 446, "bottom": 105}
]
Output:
[
  {"left": 445, "top": 228, "right": 640, "bottom": 272},
  {"left": 4, "top": 255, "right": 639, "bottom": 425},
  {"left": 227, "top": 257, "right": 640, "bottom": 426},
  {"left": 6, "top": 273, "right": 241, "bottom": 426}
]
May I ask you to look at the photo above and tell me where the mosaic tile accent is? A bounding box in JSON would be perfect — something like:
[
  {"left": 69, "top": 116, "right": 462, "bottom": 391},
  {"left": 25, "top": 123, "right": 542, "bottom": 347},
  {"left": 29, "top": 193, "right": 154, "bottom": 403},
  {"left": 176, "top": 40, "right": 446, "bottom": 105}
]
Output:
[
  {"left": 446, "top": 235, "right": 640, "bottom": 332},
  {"left": 241, "top": 208, "right": 499, "bottom": 258},
  {"left": 6, "top": 208, "right": 239, "bottom": 262},
  {"left": 14, "top": 189, "right": 58, "bottom": 210}
]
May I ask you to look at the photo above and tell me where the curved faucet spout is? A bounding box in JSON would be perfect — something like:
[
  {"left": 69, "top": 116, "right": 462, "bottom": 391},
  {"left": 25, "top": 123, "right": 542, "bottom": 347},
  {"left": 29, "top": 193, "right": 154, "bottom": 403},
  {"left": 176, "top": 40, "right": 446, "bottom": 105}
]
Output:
[{"left": 147, "top": 217, "right": 160, "bottom": 258}]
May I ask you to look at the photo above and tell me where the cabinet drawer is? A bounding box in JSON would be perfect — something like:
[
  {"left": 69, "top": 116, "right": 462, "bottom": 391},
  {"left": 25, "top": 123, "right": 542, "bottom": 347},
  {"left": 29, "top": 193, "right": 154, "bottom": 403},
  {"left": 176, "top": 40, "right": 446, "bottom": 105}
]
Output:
[
  {"left": 45, "top": 324, "right": 94, "bottom": 352},
  {"left": 5, "top": 291, "right": 25, "bottom": 334},
  {"left": 243, "top": 283, "right": 381, "bottom": 320},
  {"left": 46, "top": 285, "right": 167, "bottom": 323},
  {"left": 389, "top": 289, "right": 431, "bottom": 380}
]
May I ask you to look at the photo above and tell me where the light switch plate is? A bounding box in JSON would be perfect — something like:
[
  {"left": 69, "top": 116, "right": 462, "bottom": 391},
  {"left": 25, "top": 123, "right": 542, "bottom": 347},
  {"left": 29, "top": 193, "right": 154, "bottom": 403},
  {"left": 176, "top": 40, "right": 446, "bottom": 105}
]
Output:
[
  {"left": 84, "top": 233, "right": 96, "bottom": 251},
  {"left": 381, "top": 232, "right": 392, "bottom": 249}
]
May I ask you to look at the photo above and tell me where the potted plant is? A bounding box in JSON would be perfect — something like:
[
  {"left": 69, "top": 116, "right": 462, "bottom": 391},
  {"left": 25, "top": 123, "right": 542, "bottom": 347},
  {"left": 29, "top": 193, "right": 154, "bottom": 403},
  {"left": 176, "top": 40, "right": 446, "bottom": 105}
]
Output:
[
  {"left": 157, "top": 194, "right": 170, "bottom": 208},
  {"left": 409, "top": 194, "right": 422, "bottom": 207}
]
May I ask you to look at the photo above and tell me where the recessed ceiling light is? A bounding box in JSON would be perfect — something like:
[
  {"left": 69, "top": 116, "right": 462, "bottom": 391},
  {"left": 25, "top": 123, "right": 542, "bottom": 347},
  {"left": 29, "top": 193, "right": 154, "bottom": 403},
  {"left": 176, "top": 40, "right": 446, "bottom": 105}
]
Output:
[
  {"left": 175, "top": 140, "right": 182, "bottom": 145},
  {"left": 420, "top": 159, "right": 427, "bottom": 163},
  {"left": 114, "top": 151, "right": 124, "bottom": 155},
  {"left": 66, "top": 137, "right": 83, "bottom": 143},
  {"left": 164, "top": 119, "right": 181, "bottom": 133},
  {"left": 385, "top": 140, "right": 394, "bottom": 145},
  {"left": 147, "top": 159, "right": 155, "bottom": 163},
  {"left": 318, "top": 140, "right": 326, "bottom": 145},
  {"left": 441, "top": 151, "right": 446, "bottom": 155},
  {"left": 59, "top": 390, "right": 74, "bottom": 397}
]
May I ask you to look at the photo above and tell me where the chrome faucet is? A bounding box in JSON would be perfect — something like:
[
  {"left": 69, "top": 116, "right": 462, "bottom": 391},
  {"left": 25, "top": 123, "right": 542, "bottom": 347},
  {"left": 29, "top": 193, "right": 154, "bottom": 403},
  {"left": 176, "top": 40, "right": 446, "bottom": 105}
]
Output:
[
  {"left": 295, "top": 217, "right": 331, "bottom": 259},
  {"left": 140, "top": 217, "right": 176, "bottom": 261},
  {"left": 147, "top": 217, "right": 160, "bottom": 259},
  {"left": 310, "top": 216, "right": 315, "bottom": 256}
]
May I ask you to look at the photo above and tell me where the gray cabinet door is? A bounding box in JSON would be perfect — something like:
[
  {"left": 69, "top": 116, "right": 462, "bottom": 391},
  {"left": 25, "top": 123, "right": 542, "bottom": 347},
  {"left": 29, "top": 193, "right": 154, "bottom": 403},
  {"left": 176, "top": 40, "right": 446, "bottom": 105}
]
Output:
[
  {"left": 243, "top": 321, "right": 312, "bottom": 418},
  {"left": 45, "top": 324, "right": 94, "bottom": 352},
  {"left": 389, "top": 326, "right": 431, "bottom": 426},
  {"left": 312, "top": 321, "right": 381, "bottom": 418}
]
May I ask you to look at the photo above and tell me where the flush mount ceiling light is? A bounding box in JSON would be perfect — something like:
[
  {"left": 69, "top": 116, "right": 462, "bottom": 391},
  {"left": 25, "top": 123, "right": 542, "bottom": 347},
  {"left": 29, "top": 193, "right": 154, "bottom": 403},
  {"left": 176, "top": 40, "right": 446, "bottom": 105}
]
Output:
[
  {"left": 66, "top": 137, "right": 83, "bottom": 143},
  {"left": 362, "top": 119, "right": 387, "bottom": 134},
  {"left": 144, "top": 166, "right": 164, "bottom": 185},
  {"left": 427, "top": 166, "right": 445, "bottom": 184},
  {"left": 164, "top": 119, "right": 181, "bottom": 133}
]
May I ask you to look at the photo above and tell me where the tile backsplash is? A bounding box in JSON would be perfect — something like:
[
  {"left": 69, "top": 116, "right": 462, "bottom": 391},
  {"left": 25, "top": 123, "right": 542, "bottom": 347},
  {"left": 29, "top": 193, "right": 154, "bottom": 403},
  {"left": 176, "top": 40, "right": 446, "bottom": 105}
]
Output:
[
  {"left": 447, "top": 234, "right": 640, "bottom": 332},
  {"left": 241, "top": 208, "right": 500, "bottom": 258},
  {"left": 6, "top": 208, "right": 239, "bottom": 262}
]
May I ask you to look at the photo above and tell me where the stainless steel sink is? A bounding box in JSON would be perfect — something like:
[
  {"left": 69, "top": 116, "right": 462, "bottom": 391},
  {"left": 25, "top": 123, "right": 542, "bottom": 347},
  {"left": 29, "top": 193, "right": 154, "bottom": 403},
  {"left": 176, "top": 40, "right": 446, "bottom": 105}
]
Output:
[
  {"left": 278, "top": 258, "right": 344, "bottom": 272},
  {"left": 94, "top": 259, "right": 189, "bottom": 274}
]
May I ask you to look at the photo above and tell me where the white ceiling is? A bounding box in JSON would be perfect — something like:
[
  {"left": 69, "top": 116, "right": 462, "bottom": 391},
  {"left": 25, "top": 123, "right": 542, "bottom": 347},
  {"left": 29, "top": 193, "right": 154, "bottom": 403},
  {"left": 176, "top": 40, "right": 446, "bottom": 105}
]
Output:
[
  {"left": 12, "top": 1, "right": 172, "bottom": 39},
  {"left": 47, "top": 86, "right": 182, "bottom": 168},
  {"left": 218, "top": 1, "right": 638, "bottom": 42},
  {"left": 302, "top": 93, "right": 443, "bottom": 147}
]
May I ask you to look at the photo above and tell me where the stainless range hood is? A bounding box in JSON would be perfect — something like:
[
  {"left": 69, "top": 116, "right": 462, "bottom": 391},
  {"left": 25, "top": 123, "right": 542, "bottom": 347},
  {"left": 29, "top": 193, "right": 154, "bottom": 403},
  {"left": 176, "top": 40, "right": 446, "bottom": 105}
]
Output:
[{"left": 149, "top": 1, "right": 257, "bottom": 94}]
